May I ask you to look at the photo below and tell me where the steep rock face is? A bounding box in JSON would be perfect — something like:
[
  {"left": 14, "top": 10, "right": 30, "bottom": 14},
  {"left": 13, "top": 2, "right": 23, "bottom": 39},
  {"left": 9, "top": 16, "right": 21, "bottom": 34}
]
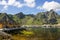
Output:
[
  {"left": 0, "top": 13, "right": 16, "bottom": 28},
  {"left": 35, "top": 10, "right": 58, "bottom": 24},
  {"left": 47, "top": 10, "right": 58, "bottom": 24},
  {"left": 15, "top": 12, "right": 25, "bottom": 19},
  {"left": 0, "top": 13, "right": 14, "bottom": 24}
]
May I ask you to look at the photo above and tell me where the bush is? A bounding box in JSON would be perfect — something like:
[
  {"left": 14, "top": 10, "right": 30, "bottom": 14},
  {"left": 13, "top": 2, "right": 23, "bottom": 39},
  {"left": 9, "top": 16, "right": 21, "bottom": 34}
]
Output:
[{"left": 21, "top": 30, "right": 34, "bottom": 36}]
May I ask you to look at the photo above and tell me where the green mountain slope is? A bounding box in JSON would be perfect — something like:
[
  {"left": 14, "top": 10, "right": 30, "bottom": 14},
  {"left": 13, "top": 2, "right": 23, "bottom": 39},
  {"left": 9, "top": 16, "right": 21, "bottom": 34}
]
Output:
[{"left": 0, "top": 10, "right": 59, "bottom": 26}]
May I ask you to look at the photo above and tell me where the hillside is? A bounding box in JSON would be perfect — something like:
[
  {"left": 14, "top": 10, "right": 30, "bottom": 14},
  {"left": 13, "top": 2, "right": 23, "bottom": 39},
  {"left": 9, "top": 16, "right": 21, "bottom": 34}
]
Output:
[{"left": 0, "top": 10, "right": 60, "bottom": 27}]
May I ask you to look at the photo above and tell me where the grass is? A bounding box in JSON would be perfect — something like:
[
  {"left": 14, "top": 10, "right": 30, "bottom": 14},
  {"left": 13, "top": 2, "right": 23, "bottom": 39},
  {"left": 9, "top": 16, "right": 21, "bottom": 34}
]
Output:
[
  {"left": 0, "top": 27, "right": 60, "bottom": 40},
  {"left": 21, "top": 30, "right": 34, "bottom": 36},
  {"left": 11, "top": 27, "right": 60, "bottom": 40}
]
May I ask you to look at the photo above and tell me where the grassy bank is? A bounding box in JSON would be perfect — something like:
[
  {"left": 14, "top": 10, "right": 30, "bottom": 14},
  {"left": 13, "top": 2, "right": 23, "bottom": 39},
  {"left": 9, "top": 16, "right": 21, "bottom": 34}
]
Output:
[
  {"left": 10, "top": 27, "right": 60, "bottom": 40},
  {"left": 0, "top": 27, "right": 60, "bottom": 40}
]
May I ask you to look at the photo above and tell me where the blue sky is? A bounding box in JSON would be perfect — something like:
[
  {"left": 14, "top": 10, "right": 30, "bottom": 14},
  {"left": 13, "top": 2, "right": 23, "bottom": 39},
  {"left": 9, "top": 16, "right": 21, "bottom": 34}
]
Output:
[{"left": 0, "top": 0, "right": 60, "bottom": 14}]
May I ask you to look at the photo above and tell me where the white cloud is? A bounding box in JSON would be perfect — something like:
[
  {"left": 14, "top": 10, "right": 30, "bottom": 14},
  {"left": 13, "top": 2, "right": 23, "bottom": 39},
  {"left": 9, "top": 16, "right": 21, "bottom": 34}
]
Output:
[
  {"left": 0, "top": 0, "right": 36, "bottom": 11},
  {"left": 0, "top": 0, "right": 7, "bottom": 5},
  {"left": 24, "top": 0, "right": 35, "bottom": 3},
  {"left": 8, "top": 0, "right": 16, "bottom": 5},
  {"left": 7, "top": 0, "right": 23, "bottom": 8},
  {"left": 1, "top": 5, "right": 8, "bottom": 12},
  {"left": 24, "top": 0, "right": 35, "bottom": 7},
  {"left": 37, "top": 6, "right": 43, "bottom": 10},
  {"left": 13, "top": 1, "right": 23, "bottom": 8},
  {"left": 37, "top": 1, "right": 60, "bottom": 11},
  {"left": 0, "top": 0, "right": 8, "bottom": 11},
  {"left": 25, "top": 2, "right": 35, "bottom": 7},
  {"left": 3, "top": 5, "right": 8, "bottom": 9},
  {"left": 0, "top": 0, "right": 23, "bottom": 11}
]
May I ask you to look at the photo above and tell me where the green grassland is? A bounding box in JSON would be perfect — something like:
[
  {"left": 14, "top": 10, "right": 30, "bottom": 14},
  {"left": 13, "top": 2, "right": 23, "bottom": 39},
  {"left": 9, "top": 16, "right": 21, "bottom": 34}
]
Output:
[
  {"left": 12, "top": 27, "right": 60, "bottom": 40},
  {"left": 13, "top": 28, "right": 60, "bottom": 40},
  {"left": 0, "top": 27, "right": 60, "bottom": 40}
]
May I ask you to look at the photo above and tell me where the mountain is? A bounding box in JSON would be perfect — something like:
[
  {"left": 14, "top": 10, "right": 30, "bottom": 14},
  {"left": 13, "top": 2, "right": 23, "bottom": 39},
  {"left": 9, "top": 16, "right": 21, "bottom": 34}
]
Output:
[
  {"left": 0, "top": 13, "right": 14, "bottom": 23},
  {"left": 0, "top": 13, "right": 17, "bottom": 28},
  {"left": 15, "top": 12, "right": 25, "bottom": 19},
  {"left": 35, "top": 10, "right": 58, "bottom": 24},
  {"left": 0, "top": 10, "right": 59, "bottom": 28}
]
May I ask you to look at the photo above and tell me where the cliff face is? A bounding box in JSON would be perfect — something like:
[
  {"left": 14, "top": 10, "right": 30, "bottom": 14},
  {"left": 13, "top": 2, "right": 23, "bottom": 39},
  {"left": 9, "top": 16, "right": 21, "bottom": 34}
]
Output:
[
  {"left": 35, "top": 10, "right": 58, "bottom": 24},
  {"left": 0, "top": 13, "right": 16, "bottom": 28},
  {"left": 15, "top": 12, "right": 25, "bottom": 19},
  {"left": 0, "top": 13, "right": 14, "bottom": 24}
]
